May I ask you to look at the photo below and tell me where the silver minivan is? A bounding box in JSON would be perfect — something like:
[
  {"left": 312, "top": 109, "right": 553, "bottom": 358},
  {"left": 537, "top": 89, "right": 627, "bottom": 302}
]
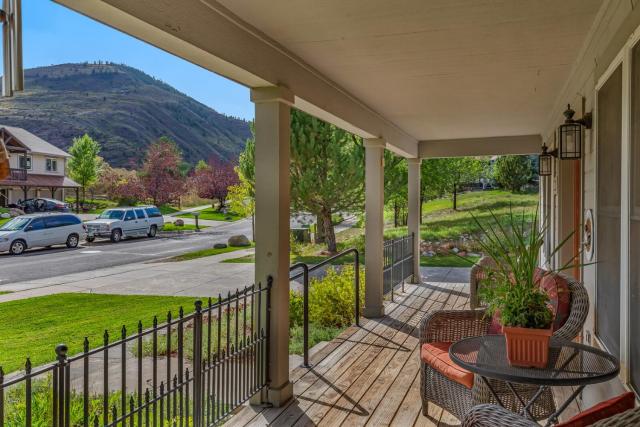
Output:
[{"left": 0, "top": 213, "right": 87, "bottom": 255}]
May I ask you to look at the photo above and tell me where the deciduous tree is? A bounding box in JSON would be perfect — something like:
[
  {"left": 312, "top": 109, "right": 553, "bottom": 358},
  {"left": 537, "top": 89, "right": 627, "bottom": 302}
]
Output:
[
  {"left": 384, "top": 152, "right": 408, "bottom": 227},
  {"left": 493, "top": 155, "right": 533, "bottom": 192},
  {"left": 421, "top": 157, "right": 487, "bottom": 210},
  {"left": 68, "top": 134, "right": 101, "bottom": 206},
  {"left": 140, "top": 137, "right": 185, "bottom": 206},
  {"left": 192, "top": 158, "right": 239, "bottom": 211}
]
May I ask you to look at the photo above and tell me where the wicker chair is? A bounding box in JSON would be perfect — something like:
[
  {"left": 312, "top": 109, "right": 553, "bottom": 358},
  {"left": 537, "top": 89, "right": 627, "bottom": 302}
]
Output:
[
  {"left": 469, "top": 256, "right": 497, "bottom": 309},
  {"left": 419, "top": 272, "right": 589, "bottom": 421},
  {"left": 462, "top": 404, "right": 640, "bottom": 426}
]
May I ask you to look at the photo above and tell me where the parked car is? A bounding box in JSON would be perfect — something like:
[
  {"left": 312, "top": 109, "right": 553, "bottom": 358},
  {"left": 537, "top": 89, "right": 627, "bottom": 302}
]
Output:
[
  {"left": 10, "top": 198, "right": 70, "bottom": 214},
  {"left": 85, "top": 206, "right": 164, "bottom": 243},
  {"left": 0, "top": 213, "right": 86, "bottom": 255}
]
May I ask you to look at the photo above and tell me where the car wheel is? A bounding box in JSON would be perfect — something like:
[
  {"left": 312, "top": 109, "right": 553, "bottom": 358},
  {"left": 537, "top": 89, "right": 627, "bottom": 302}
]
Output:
[
  {"left": 86, "top": 236, "right": 95, "bottom": 243},
  {"left": 9, "top": 239, "right": 26, "bottom": 255},
  {"left": 66, "top": 234, "right": 79, "bottom": 248},
  {"left": 148, "top": 225, "right": 157, "bottom": 238},
  {"left": 110, "top": 229, "right": 122, "bottom": 243}
]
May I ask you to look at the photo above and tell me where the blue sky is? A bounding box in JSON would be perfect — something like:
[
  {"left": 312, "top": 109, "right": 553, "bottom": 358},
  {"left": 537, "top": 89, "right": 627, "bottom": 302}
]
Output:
[{"left": 23, "top": 0, "right": 253, "bottom": 120}]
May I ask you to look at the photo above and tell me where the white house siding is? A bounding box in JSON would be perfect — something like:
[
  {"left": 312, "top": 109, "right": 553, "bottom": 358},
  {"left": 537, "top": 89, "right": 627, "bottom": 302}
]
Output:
[{"left": 541, "top": 0, "right": 640, "bottom": 406}]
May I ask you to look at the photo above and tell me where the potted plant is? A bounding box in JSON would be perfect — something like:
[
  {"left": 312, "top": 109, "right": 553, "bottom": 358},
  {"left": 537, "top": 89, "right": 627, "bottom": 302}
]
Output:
[{"left": 473, "top": 207, "right": 576, "bottom": 368}]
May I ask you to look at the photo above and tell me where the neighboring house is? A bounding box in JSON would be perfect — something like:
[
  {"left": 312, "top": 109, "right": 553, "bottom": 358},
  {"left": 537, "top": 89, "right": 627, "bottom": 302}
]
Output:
[{"left": 0, "top": 126, "right": 80, "bottom": 207}]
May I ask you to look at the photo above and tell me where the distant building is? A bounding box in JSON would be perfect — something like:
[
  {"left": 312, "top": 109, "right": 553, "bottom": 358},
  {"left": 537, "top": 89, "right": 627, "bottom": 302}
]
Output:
[{"left": 0, "top": 126, "right": 80, "bottom": 207}]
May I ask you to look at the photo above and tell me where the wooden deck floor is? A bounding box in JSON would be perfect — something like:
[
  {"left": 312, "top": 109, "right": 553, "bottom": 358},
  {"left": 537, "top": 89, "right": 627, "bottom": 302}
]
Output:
[{"left": 225, "top": 280, "right": 582, "bottom": 426}]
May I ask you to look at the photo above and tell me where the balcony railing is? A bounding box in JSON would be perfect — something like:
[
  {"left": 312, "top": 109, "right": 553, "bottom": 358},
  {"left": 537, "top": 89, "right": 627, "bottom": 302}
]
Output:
[
  {"left": 9, "top": 168, "right": 27, "bottom": 181},
  {"left": 383, "top": 233, "right": 415, "bottom": 300}
]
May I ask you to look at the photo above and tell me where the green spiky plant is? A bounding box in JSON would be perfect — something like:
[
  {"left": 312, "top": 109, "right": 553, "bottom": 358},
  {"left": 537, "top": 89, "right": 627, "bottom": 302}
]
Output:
[{"left": 473, "top": 206, "right": 578, "bottom": 329}]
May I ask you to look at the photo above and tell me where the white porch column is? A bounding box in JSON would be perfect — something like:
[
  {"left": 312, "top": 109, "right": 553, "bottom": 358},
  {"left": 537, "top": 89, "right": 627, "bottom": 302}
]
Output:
[
  {"left": 363, "top": 138, "right": 385, "bottom": 318},
  {"left": 250, "top": 86, "right": 294, "bottom": 406},
  {"left": 407, "top": 158, "right": 422, "bottom": 283}
]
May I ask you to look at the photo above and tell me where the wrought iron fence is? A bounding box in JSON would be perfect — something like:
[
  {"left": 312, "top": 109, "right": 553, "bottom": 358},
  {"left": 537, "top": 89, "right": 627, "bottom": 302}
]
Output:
[
  {"left": 0, "top": 280, "right": 271, "bottom": 427},
  {"left": 289, "top": 248, "right": 361, "bottom": 368},
  {"left": 383, "top": 233, "right": 415, "bottom": 300}
]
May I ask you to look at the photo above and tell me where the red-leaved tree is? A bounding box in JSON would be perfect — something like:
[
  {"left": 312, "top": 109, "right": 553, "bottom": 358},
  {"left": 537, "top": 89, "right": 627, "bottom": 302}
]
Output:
[
  {"left": 140, "top": 138, "right": 185, "bottom": 206},
  {"left": 192, "top": 158, "right": 239, "bottom": 211}
]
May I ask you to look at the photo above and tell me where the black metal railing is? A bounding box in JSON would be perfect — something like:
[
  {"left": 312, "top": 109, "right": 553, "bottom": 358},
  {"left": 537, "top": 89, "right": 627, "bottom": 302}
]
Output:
[
  {"left": 383, "top": 233, "right": 415, "bottom": 300},
  {"left": 0, "top": 280, "right": 271, "bottom": 427},
  {"left": 8, "top": 168, "right": 26, "bottom": 181},
  {"left": 289, "top": 248, "right": 361, "bottom": 368}
]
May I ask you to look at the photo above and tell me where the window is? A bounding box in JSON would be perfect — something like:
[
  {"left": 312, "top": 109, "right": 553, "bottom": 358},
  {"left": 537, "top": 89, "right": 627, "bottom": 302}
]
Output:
[
  {"left": 44, "top": 215, "right": 79, "bottom": 228},
  {"left": 145, "top": 207, "right": 162, "bottom": 218},
  {"left": 124, "top": 210, "right": 136, "bottom": 221},
  {"left": 46, "top": 158, "right": 58, "bottom": 172},
  {"left": 19, "top": 155, "right": 31, "bottom": 170},
  {"left": 28, "top": 218, "right": 45, "bottom": 231},
  {"left": 596, "top": 64, "right": 622, "bottom": 358},
  {"left": 134, "top": 209, "right": 146, "bottom": 219}
]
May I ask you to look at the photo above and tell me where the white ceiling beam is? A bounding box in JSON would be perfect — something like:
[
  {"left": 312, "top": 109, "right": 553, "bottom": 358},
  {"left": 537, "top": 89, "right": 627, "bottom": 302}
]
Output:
[
  {"left": 419, "top": 134, "right": 542, "bottom": 158},
  {"left": 53, "top": 0, "right": 418, "bottom": 157}
]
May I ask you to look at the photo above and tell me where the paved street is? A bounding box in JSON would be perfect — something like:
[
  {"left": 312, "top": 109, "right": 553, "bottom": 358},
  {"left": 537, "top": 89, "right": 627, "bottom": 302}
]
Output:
[{"left": 0, "top": 218, "right": 252, "bottom": 286}]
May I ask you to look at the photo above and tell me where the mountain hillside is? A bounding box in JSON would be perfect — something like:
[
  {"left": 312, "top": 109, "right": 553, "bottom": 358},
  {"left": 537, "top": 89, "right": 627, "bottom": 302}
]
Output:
[{"left": 0, "top": 63, "right": 251, "bottom": 167}]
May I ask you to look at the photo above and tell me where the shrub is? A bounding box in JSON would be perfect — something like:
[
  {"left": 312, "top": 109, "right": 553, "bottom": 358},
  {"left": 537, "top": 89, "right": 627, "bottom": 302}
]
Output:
[{"left": 289, "top": 266, "right": 364, "bottom": 329}]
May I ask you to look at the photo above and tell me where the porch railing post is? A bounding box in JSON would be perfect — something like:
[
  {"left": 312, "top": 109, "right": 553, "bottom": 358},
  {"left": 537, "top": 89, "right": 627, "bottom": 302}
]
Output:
[
  {"left": 53, "top": 344, "right": 68, "bottom": 427},
  {"left": 355, "top": 250, "right": 360, "bottom": 326},
  {"left": 192, "top": 300, "right": 204, "bottom": 427}
]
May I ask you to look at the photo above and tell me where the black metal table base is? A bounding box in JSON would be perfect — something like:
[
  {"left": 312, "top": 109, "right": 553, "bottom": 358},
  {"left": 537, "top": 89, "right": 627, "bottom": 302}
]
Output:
[{"left": 480, "top": 376, "right": 585, "bottom": 426}]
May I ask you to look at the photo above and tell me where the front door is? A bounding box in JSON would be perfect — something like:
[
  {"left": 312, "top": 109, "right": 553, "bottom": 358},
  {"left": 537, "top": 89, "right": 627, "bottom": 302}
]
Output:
[{"left": 122, "top": 209, "right": 141, "bottom": 236}]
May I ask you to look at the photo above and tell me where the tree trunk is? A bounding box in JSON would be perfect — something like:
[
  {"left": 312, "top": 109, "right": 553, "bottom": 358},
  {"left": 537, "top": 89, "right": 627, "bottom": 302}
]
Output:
[
  {"left": 321, "top": 208, "right": 337, "bottom": 253},
  {"left": 420, "top": 195, "right": 424, "bottom": 224},
  {"left": 453, "top": 185, "right": 457, "bottom": 210},
  {"left": 394, "top": 201, "right": 399, "bottom": 228},
  {"left": 315, "top": 214, "right": 326, "bottom": 244}
]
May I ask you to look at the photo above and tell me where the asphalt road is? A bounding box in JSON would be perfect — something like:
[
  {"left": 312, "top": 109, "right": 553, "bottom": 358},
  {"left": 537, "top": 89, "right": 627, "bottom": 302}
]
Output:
[{"left": 0, "top": 218, "right": 252, "bottom": 285}]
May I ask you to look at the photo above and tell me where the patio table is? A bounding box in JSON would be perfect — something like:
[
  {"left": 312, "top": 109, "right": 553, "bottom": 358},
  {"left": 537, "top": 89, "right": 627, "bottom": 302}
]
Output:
[{"left": 449, "top": 335, "right": 619, "bottom": 426}]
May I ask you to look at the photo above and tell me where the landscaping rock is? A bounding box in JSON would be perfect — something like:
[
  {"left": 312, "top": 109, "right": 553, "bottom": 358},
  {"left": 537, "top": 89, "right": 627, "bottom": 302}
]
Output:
[
  {"left": 9, "top": 208, "right": 24, "bottom": 217},
  {"left": 174, "top": 219, "right": 185, "bottom": 227},
  {"left": 0, "top": 213, "right": 9, "bottom": 219},
  {"left": 213, "top": 243, "right": 228, "bottom": 249},
  {"left": 228, "top": 234, "right": 251, "bottom": 247}
]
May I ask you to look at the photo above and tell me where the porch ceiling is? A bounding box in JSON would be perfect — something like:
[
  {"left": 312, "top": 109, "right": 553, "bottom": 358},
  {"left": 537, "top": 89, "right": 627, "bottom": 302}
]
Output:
[
  {"left": 55, "top": 0, "right": 602, "bottom": 157},
  {"left": 216, "top": 0, "right": 602, "bottom": 142}
]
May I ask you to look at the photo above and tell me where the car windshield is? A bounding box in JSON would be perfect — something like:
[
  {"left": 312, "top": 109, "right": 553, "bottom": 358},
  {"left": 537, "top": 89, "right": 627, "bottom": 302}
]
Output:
[
  {"left": 98, "top": 210, "right": 125, "bottom": 220},
  {"left": 0, "top": 217, "right": 31, "bottom": 231}
]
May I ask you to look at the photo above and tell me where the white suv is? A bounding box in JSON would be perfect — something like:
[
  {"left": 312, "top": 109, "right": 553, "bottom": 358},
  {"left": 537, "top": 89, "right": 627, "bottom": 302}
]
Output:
[
  {"left": 85, "top": 206, "right": 164, "bottom": 243},
  {"left": 0, "top": 213, "right": 86, "bottom": 255}
]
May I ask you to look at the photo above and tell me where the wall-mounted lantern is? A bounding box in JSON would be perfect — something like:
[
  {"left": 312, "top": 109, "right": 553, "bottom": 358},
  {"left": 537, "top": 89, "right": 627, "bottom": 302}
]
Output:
[
  {"left": 538, "top": 143, "right": 557, "bottom": 176},
  {"left": 557, "top": 103, "right": 591, "bottom": 160}
]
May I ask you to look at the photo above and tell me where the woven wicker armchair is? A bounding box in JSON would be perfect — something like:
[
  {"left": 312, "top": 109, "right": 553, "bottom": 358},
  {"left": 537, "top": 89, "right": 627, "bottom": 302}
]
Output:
[
  {"left": 462, "top": 404, "right": 640, "bottom": 426},
  {"left": 419, "top": 272, "right": 589, "bottom": 421},
  {"left": 469, "top": 256, "right": 497, "bottom": 309}
]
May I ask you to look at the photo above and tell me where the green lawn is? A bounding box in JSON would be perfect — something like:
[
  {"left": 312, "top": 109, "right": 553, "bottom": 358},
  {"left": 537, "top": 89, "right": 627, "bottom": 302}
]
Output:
[
  {"left": 421, "top": 254, "right": 480, "bottom": 268},
  {"left": 167, "top": 244, "right": 253, "bottom": 262},
  {"left": 0, "top": 217, "right": 9, "bottom": 227},
  {"left": 178, "top": 207, "right": 243, "bottom": 222},
  {"left": 385, "top": 190, "right": 538, "bottom": 242},
  {"left": 0, "top": 293, "right": 200, "bottom": 373}
]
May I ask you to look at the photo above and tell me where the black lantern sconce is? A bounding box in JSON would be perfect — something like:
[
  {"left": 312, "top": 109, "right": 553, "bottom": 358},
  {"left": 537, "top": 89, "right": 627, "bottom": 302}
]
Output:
[
  {"left": 557, "top": 103, "right": 592, "bottom": 160},
  {"left": 538, "top": 143, "right": 557, "bottom": 176}
]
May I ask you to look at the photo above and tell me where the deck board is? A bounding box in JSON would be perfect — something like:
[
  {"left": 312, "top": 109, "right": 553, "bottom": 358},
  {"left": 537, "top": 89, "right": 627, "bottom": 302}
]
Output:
[{"left": 225, "top": 278, "right": 581, "bottom": 426}]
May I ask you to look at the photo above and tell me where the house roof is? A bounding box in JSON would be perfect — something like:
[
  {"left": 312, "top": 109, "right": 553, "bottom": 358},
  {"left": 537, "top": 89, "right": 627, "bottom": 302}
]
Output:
[
  {"left": 0, "top": 126, "right": 71, "bottom": 158},
  {"left": 0, "top": 174, "right": 80, "bottom": 188}
]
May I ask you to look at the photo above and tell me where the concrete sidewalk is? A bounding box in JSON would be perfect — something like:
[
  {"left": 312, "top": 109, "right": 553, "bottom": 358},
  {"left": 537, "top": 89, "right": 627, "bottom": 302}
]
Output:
[{"left": 0, "top": 248, "right": 256, "bottom": 303}]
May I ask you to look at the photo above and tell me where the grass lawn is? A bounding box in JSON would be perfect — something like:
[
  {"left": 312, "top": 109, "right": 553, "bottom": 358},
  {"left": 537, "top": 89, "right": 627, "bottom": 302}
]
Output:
[
  {"left": 178, "top": 207, "right": 243, "bottom": 222},
  {"left": 167, "top": 244, "right": 253, "bottom": 262},
  {"left": 421, "top": 254, "right": 480, "bottom": 268},
  {"left": 65, "top": 198, "right": 118, "bottom": 214},
  {"left": 159, "top": 205, "right": 179, "bottom": 215},
  {"left": 0, "top": 217, "right": 9, "bottom": 227},
  {"left": 385, "top": 190, "right": 538, "bottom": 242},
  {"left": 289, "top": 325, "right": 344, "bottom": 355},
  {"left": 162, "top": 223, "right": 208, "bottom": 232},
  {"left": 0, "top": 293, "right": 200, "bottom": 373}
]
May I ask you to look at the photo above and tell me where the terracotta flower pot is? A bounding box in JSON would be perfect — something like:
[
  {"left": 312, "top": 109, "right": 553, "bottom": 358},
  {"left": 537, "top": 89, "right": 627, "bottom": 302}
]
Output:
[{"left": 503, "top": 326, "right": 552, "bottom": 368}]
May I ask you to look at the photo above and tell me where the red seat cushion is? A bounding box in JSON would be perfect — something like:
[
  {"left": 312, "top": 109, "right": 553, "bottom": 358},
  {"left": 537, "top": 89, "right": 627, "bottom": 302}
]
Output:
[
  {"left": 420, "top": 342, "right": 474, "bottom": 389},
  {"left": 539, "top": 272, "right": 571, "bottom": 332},
  {"left": 556, "top": 392, "right": 636, "bottom": 427}
]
